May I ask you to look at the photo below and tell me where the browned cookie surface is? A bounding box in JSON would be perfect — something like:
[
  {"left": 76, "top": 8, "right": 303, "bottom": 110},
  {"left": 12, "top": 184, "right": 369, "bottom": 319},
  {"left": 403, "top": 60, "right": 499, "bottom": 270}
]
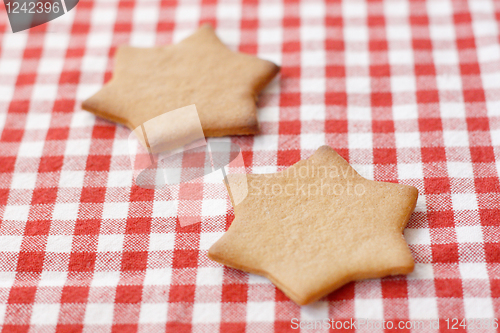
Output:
[
  {"left": 209, "top": 145, "right": 418, "bottom": 305},
  {"left": 82, "top": 25, "right": 279, "bottom": 137}
]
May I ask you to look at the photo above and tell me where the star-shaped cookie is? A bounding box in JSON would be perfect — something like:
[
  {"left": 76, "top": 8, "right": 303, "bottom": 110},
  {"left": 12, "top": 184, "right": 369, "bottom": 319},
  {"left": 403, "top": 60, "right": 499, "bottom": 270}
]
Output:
[
  {"left": 208, "top": 146, "right": 418, "bottom": 305},
  {"left": 82, "top": 25, "right": 279, "bottom": 137}
]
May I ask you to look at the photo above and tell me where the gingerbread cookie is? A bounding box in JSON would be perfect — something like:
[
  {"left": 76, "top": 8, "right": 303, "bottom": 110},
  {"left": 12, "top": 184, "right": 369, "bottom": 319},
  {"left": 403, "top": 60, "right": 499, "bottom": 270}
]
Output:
[
  {"left": 82, "top": 25, "right": 279, "bottom": 140},
  {"left": 208, "top": 146, "right": 418, "bottom": 305}
]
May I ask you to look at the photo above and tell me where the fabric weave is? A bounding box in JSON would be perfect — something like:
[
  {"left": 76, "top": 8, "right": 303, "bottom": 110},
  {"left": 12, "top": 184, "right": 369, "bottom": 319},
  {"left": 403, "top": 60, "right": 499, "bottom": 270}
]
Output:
[{"left": 0, "top": 0, "right": 499, "bottom": 331}]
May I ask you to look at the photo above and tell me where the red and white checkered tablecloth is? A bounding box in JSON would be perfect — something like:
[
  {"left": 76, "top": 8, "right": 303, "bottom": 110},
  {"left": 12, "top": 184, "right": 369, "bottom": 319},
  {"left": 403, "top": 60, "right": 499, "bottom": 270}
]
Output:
[{"left": 0, "top": 0, "right": 500, "bottom": 332}]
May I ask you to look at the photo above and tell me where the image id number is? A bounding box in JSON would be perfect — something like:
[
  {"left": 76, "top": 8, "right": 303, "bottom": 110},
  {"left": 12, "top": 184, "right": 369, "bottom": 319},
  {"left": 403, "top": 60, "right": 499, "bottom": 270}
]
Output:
[{"left": 5, "top": 1, "right": 60, "bottom": 14}]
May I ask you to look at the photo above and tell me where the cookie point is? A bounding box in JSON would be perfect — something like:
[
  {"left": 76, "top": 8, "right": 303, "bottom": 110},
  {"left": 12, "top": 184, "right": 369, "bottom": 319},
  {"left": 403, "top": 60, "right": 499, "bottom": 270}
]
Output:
[
  {"left": 312, "top": 145, "right": 336, "bottom": 158},
  {"left": 198, "top": 23, "right": 214, "bottom": 31}
]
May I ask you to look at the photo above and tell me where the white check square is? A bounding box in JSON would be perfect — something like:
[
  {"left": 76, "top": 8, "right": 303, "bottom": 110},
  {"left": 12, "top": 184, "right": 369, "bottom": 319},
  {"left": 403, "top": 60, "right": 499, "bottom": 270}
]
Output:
[
  {"left": 139, "top": 303, "right": 168, "bottom": 323},
  {"left": 192, "top": 303, "right": 221, "bottom": 324},
  {"left": 130, "top": 33, "right": 156, "bottom": 48},
  {"left": 386, "top": 25, "right": 411, "bottom": 41},
  {"left": 202, "top": 199, "right": 226, "bottom": 217},
  {"left": 217, "top": 3, "right": 240, "bottom": 19},
  {"left": 107, "top": 170, "right": 133, "bottom": 188},
  {"left": 3, "top": 205, "right": 30, "bottom": 221},
  {"left": 31, "top": 304, "right": 60, "bottom": 325},
  {"left": 482, "top": 73, "right": 500, "bottom": 89},
  {"left": 148, "top": 233, "right": 175, "bottom": 251},
  {"left": 259, "top": 106, "right": 280, "bottom": 122},
  {"left": 342, "top": 2, "right": 367, "bottom": 18},
  {"left": 469, "top": 0, "right": 494, "bottom": 13},
  {"left": 391, "top": 76, "right": 416, "bottom": 93},
  {"left": 247, "top": 302, "right": 275, "bottom": 322},
  {"left": 46, "top": 235, "right": 73, "bottom": 253},
  {"left": 38, "top": 58, "right": 64, "bottom": 75},
  {"left": 84, "top": 303, "right": 115, "bottom": 325},
  {"left": 345, "top": 50, "right": 369, "bottom": 66},
  {"left": 102, "top": 202, "right": 129, "bottom": 219},
  {"left": 301, "top": 302, "right": 329, "bottom": 321},
  {"left": 199, "top": 232, "right": 224, "bottom": 250},
  {"left": 433, "top": 50, "right": 459, "bottom": 65},
  {"left": 59, "top": 171, "right": 85, "bottom": 188},
  {"left": 491, "top": 129, "right": 500, "bottom": 146},
  {"left": 134, "top": 6, "right": 159, "bottom": 24},
  {"left": 300, "top": 3, "right": 324, "bottom": 17},
  {"left": 0, "top": 236, "right": 23, "bottom": 252},
  {"left": 25, "top": 113, "right": 51, "bottom": 130},
  {"left": 344, "top": 26, "right": 368, "bottom": 42},
  {"left": 11, "top": 173, "right": 37, "bottom": 189},
  {"left": 196, "top": 267, "right": 224, "bottom": 286},
  {"left": 473, "top": 21, "right": 497, "bottom": 37},
  {"left": 39, "top": 271, "right": 67, "bottom": 287},
  {"left": 346, "top": 77, "right": 370, "bottom": 94},
  {"left": 447, "top": 162, "right": 473, "bottom": 178},
  {"left": 477, "top": 45, "right": 500, "bottom": 63},
  {"left": 388, "top": 50, "right": 413, "bottom": 65},
  {"left": 259, "top": 3, "right": 283, "bottom": 20},
  {"left": 0, "top": 86, "right": 14, "bottom": 102},
  {"left": 398, "top": 163, "right": 424, "bottom": 179},
  {"left": 301, "top": 78, "right": 325, "bottom": 93},
  {"left": 407, "top": 263, "right": 434, "bottom": 280},
  {"left": 456, "top": 226, "right": 483, "bottom": 243},
  {"left": 347, "top": 105, "right": 371, "bottom": 120},
  {"left": 82, "top": 56, "right": 108, "bottom": 73},
  {"left": 404, "top": 228, "right": 431, "bottom": 245},
  {"left": 426, "top": 0, "right": 452, "bottom": 16},
  {"left": 3, "top": 34, "right": 28, "bottom": 49},
  {"left": 86, "top": 32, "right": 113, "bottom": 49},
  {"left": 0, "top": 304, "right": 5, "bottom": 325},
  {"left": 64, "top": 139, "right": 91, "bottom": 156},
  {"left": 443, "top": 130, "right": 469, "bottom": 147},
  {"left": 91, "top": 8, "right": 116, "bottom": 26},
  {"left": 45, "top": 33, "right": 70, "bottom": 50},
  {"left": 176, "top": 5, "right": 200, "bottom": 22},
  {"left": 436, "top": 75, "right": 462, "bottom": 90},
  {"left": 393, "top": 104, "right": 418, "bottom": 120},
  {"left": 253, "top": 135, "right": 278, "bottom": 151},
  {"left": 18, "top": 141, "right": 44, "bottom": 157},
  {"left": 91, "top": 272, "right": 121, "bottom": 287},
  {"left": 70, "top": 111, "right": 96, "bottom": 128},
  {"left": 76, "top": 84, "right": 101, "bottom": 101},
  {"left": 349, "top": 133, "right": 372, "bottom": 149},
  {"left": 355, "top": 299, "right": 383, "bottom": 320},
  {"left": 0, "top": 59, "right": 22, "bottom": 75},
  {"left": 487, "top": 101, "right": 500, "bottom": 116},
  {"left": 152, "top": 201, "right": 178, "bottom": 218},
  {"left": 301, "top": 26, "right": 325, "bottom": 42},
  {"left": 395, "top": 132, "right": 421, "bottom": 148},
  {"left": 408, "top": 298, "right": 438, "bottom": 319},
  {"left": 301, "top": 133, "right": 325, "bottom": 150},
  {"left": 300, "top": 105, "right": 325, "bottom": 121},
  {"left": 460, "top": 263, "right": 489, "bottom": 279},
  {"left": 464, "top": 298, "right": 494, "bottom": 318},
  {"left": 384, "top": 1, "right": 409, "bottom": 17},
  {"left": 144, "top": 268, "right": 172, "bottom": 286},
  {"left": 440, "top": 102, "right": 466, "bottom": 119},
  {"left": 97, "top": 234, "right": 124, "bottom": 252},
  {"left": 451, "top": 193, "right": 478, "bottom": 211},
  {"left": 301, "top": 50, "right": 325, "bottom": 67},
  {"left": 258, "top": 27, "right": 282, "bottom": 44},
  {"left": 52, "top": 203, "right": 79, "bottom": 221}
]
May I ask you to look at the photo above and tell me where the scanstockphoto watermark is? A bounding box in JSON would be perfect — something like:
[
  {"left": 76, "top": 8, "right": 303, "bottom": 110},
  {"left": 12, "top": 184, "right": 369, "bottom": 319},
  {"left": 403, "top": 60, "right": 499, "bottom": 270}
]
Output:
[
  {"left": 290, "top": 318, "right": 441, "bottom": 330},
  {"left": 249, "top": 164, "right": 366, "bottom": 197}
]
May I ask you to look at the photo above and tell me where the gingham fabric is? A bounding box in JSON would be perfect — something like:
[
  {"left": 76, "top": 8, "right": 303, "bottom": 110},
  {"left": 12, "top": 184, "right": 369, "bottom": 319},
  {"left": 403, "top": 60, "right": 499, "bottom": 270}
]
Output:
[{"left": 0, "top": 0, "right": 499, "bottom": 332}]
